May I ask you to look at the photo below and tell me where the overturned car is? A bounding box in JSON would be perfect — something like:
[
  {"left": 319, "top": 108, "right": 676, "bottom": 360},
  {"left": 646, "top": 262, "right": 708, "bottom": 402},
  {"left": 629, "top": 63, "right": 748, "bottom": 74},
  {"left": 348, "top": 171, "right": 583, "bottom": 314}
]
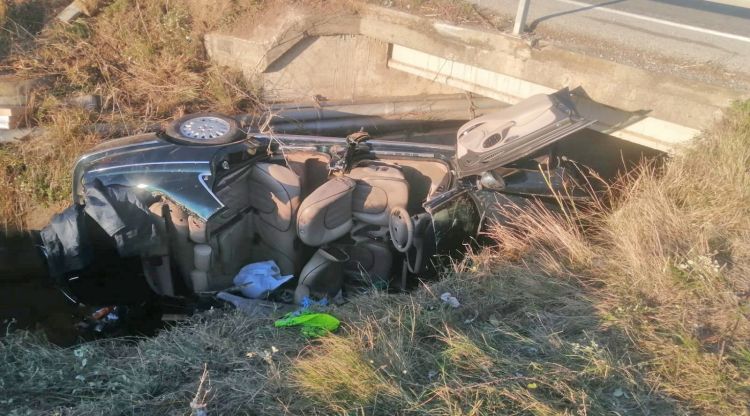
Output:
[{"left": 40, "top": 90, "right": 594, "bottom": 307}]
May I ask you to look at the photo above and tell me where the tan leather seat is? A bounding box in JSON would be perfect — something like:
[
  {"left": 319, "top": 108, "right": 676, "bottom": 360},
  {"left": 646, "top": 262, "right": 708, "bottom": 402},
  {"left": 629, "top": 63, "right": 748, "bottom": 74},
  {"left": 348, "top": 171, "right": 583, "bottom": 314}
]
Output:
[
  {"left": 294, "top": 177, "right": 356, "bottom": 302},
  {"left": 285, "top": 151, "right": 331, "bottom": 199},
  {"left": 294, "top": 246, "right": 348, "bottom": 303},
  {"left": 296, "top": 164, "right": 410, "bottom": 246},
  {"left": 345, "top": 163, "right": 409, "bottom": 289},
  {"left": 293, "top": 163, "right": 410, "bottom": 300},
  {"left": 247, "top": 163, "right": 302, "bottom": 275},
  {"left": 348, "top": 163, "right": 409, "bottom": 226},
  {"left": 297, "top": 176, "right": 356, "bottom": 247},
  {"left": 343, "top": 240, "right": 392, "bottom": 287}
]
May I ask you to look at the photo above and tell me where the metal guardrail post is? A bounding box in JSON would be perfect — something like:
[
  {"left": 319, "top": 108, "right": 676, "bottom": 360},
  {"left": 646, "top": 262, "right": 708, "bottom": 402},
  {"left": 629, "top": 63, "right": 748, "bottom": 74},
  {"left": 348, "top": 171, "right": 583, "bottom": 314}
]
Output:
[{"left": 513, "top": 0, "right": 531, "bottom": 35}]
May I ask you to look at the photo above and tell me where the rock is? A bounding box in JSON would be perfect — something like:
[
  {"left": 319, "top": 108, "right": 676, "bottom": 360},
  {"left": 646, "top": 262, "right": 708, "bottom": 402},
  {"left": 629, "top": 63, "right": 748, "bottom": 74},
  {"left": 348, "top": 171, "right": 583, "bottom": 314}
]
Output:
[
  {"left": 0, "top": 76, "right": 46, "bottom": 106},
  {"left": 66, "top": 94, "right": 101, "bottom": 111},
  {"left": 0, "top": 128, "right": 37, "bottom": 143},
  {"left": 56, "top": 2, "right": 84, "bottom": 23},
  {"left": 57, "top": 0, "right": 102, "bottom": 22},
  {"left": 440, "top": 292, "right": 461, "bottom": 308}
]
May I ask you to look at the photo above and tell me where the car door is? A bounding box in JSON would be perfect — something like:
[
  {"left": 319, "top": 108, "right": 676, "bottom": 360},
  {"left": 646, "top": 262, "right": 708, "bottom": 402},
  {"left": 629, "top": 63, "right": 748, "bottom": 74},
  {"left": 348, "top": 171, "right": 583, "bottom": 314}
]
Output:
[{"left": 455, "top": 88, "right": 594, "bottom": 178}]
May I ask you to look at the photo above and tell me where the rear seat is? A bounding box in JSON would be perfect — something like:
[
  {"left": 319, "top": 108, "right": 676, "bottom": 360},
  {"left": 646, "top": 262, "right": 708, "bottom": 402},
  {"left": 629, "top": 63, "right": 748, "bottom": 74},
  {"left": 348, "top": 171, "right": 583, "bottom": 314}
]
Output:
[
  {"left": 184, "top": 156, "right": 413, "bottom": 298},
  {"left": 246, "top": 163, "right": 303, "bottom": 275},
  {"left": 295, "top": 162, "right": 409, "bottom": 299}
]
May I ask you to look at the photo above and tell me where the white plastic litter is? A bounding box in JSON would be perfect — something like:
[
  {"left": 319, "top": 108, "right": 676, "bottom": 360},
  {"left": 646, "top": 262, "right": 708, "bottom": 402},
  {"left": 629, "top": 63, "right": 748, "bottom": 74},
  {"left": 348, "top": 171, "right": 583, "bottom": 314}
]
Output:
[
  {"left": 233, "top": 260, "right": 293, "bottom": 299},
  {"left": 216, "top": 291, "right": 291, "bottom": 317},
  {"left": 440, "top": 292, "right": 461, "bottom": 308}
]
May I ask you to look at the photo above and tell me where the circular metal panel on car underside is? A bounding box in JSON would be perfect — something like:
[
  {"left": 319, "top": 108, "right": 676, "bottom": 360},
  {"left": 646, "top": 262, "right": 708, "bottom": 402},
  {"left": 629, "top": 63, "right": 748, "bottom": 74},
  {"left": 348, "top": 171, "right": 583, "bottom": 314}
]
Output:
[{"left": 179, "top": 116, "right": 231, "bottom": 140}]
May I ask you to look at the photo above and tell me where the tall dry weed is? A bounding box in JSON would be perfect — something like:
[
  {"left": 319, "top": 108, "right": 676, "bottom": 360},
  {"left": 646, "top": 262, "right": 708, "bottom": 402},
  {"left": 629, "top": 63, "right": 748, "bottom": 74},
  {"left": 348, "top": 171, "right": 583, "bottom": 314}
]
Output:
[
  {"left": 599, "top": 102, "right": 750, "bottom": 413},
  {"left": 485, "top": 102, "right": 750, "bottom": 413}
]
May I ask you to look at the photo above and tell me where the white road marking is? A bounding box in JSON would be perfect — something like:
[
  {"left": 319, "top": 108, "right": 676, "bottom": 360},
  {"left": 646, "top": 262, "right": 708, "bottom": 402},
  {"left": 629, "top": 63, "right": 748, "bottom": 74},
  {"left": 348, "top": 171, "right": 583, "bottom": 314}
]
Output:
[
  {"left": 552, "top": 0, "right": 750, "bottom": 44},
  {"left": 706, "top": 0, "right": 750, "bottom": 8}
]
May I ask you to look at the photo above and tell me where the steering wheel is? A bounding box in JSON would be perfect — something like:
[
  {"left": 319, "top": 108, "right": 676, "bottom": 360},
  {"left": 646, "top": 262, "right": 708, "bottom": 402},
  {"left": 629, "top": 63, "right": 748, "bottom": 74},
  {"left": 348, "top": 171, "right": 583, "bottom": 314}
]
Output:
[{"left": 389, "top": 207, "right": 414, "bottom": 253}]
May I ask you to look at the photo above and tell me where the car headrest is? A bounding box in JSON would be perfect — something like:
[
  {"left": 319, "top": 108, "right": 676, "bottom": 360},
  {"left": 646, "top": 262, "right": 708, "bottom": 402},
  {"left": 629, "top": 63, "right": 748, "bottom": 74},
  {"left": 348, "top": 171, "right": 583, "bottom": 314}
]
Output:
[{"left": 297, "top": 176, "right": 356, "bottom": 246}]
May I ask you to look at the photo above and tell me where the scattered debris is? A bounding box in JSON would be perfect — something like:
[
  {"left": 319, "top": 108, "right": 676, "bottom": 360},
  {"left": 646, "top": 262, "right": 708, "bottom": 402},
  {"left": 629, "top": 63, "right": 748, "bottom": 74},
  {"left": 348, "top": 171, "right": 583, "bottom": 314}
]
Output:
[
  {"left": 233, "top": 260, "right": 293, "bottom": 299},
  {"left": 56, "top": 0, "right": 101, "bottom": 23},
  {"left": 216, "top": 292, "right": 294, "bottom": 318},
  {"left": 300, "top": 297, "right": 329, "bottom": 309},
  {"left": 463, "top": 309, "right": 479, "bottom": 324},
  {"left": 65, "top": 94, "right": 101, "bottom": 112},
  {"left": 440, "top": 292, "right": 460, "bottom": 308},
  {"left": 83, "top": 306, "right": 122, "bottom": 333},
  {"left": 91, "top": 306, "right": 114, "bottom": 320},
  {"left": 274, "top": 311, "right": 340, "bottom": 338}
]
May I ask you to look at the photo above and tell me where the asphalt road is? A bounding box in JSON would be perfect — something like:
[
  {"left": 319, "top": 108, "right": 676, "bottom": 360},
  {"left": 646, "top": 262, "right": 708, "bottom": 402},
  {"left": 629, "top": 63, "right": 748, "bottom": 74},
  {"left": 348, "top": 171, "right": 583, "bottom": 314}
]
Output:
[{"left": 470, "top": 0, "right": 750, "bottom": 90}]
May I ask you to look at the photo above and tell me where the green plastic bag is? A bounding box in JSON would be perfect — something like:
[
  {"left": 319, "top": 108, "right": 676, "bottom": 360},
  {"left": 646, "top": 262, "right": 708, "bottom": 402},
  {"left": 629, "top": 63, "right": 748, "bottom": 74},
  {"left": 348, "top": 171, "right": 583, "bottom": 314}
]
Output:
[{"left": 274, "top": 311, "right": 340, "bottom": 338}]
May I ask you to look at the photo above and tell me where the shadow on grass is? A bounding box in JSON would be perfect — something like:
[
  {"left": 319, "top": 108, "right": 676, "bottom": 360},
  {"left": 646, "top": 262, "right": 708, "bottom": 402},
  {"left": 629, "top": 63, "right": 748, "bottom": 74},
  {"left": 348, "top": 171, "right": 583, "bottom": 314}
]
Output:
[{"left": 0, "top": 229, "right": 80, "bottom": 346}]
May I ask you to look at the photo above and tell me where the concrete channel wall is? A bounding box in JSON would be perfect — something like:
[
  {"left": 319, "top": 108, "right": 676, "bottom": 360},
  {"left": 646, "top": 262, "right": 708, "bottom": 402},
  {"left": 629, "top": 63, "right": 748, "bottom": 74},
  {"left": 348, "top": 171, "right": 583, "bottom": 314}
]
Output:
[{"left": 205, "top": 5, "right": 745, "bottom": 151}]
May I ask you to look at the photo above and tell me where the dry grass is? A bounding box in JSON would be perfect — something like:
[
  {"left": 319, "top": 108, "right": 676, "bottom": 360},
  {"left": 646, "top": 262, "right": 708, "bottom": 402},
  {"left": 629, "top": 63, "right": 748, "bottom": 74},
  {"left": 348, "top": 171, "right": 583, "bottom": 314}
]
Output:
[
  {"left": 2, "top": 264, "right": 665, "bottom": 415},
  {"left": 0, "top": 309, "right": 307, "bottom": 414},
  {"left": 439, "top": 326, "right": 494, "bottom": 375},
  {"left": 489, "top": 198, "right": 598, "bottom": 277},
  {"left": 293, "top": 335, "right": 402, "bottom": 410},
  {"left": 0, "top": 0, "right": 66, "bottom": 58},
  {"left": 596, "top": 102, "right": 750, "bottom": 413},
  {"left": 0, "top": 104, "right": 99, "bottom": 230},
  {"left": 0, "top": 0, "right": 263, "bottom": 230},
  {"left": 9, "top": 0, "right": 262, "bottom": 119},
  {"left": 485, "top": 101, "right": 750, "bottom": 413},
  {"left": 4, "top": 103, "right": 747, "bottom": 414},
  {"left": 1, "top": 1, "right": 749, "bottom": 414}
]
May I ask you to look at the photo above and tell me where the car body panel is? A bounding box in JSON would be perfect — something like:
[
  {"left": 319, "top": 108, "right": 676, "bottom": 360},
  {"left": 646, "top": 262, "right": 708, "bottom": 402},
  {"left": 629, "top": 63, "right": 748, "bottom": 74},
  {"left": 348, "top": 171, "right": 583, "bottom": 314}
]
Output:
[
  {"left": 73, "top": 135, "right": 264, "bottom": 220},
  {"left": 42, "top": 89, "right": 594, "bottom": 305},
  {"left": 72, "top": 132, "right": 459, "bottom": 221},
  {"left": 455, "top": 89, "right": 594, "bottom": 177}
]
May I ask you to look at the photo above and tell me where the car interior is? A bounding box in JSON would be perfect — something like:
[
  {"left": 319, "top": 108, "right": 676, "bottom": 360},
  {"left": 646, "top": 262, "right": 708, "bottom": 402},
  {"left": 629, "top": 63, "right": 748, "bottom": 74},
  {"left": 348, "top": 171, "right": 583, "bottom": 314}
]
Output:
[{"left": 153, "top": 148, "right": 454, "bottom": 300}]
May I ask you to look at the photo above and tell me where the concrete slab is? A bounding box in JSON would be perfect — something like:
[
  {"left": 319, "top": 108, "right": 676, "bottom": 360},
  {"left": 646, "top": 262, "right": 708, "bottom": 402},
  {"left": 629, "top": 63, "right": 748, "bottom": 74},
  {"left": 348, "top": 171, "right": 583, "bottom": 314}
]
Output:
[
  {"left": 468, "top": 0, "right": 750, "bottom": 90},
  {"left": 0, "top": 76, "right": 46, "bottom": 106},
  {"left": 207, "top": 33, "right": 459, "bottom": 102},
  {"left": 356, "top": 6, "right": 739, "bottom": 129},
  {"left": 204, "top": 4, "right": 746, "bottom": 151},
  {"left": 56, "top": 2, "right": 84, "bottom": 23},
  {"left": 388, "top": 45, "right": 699, "bottom": 151},
  {"left": 0, "top": 128, "right": 36, "bottom": 144}
]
